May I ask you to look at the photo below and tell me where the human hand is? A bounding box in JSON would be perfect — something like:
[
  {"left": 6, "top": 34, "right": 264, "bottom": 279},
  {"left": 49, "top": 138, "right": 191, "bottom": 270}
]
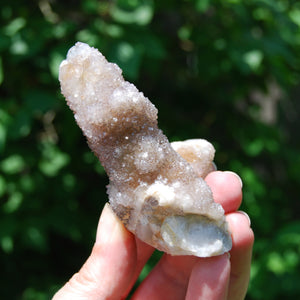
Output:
[{"left": 53, "top": 171, "right": 254, "bottom": 300}]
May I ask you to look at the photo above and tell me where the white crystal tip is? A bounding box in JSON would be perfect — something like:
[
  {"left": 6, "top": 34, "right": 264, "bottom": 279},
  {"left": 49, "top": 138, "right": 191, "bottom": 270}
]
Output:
[{"left": 160, "top": 215, "right": 232, "bottom": 257}]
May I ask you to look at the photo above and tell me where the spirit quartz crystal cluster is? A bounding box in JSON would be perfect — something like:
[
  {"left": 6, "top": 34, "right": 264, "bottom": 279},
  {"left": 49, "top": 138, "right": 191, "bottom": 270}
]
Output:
[{"left": 59, "top": 42, "right": 232, "bottom": 257}]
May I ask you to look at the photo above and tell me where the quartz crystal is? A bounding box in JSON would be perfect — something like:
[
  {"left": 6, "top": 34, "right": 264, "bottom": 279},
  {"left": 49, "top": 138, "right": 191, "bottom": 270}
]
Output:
[{"left": 59, "top": 42, "right": 232, "bottom": 257}]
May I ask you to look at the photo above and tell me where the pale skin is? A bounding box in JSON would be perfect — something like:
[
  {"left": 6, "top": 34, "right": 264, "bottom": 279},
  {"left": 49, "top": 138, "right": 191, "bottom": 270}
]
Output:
[{"left": 53, "top": 171, "right": 254, "bottom": 300}]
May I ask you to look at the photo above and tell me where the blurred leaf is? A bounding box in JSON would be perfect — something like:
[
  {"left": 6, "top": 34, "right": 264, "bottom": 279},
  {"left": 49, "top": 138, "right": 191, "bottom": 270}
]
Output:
[
  {"left": 25, "top": 226, "right": 47, "bottom": 251},
  {"left": 0, "top": 175, "right": 6, "bottom": 197},
  {"left": 243, "top": 138, "right": 264, "bottom": 156},
  {"left": 22, "top": 288, "right": 50, "bottom": 300},
  {"left": 111, "top": 0, "right": 154, "bottom": 25},
  {"left": 39, "top": 143, "right": 70, "bottom": 177},
  {"left": 3, "top": 17, "right": 26, "bottom": 36},
  {"left": 195, "top": 0, "right": 211, "bottom": 12},
  {"left": 243, "top": 50, "right": 263, "bottom": 72},
  {"left": 97, "top": 21, "right": 124, "bottom": 38},
  {"left": 109, "top": 41, "right": 143, "bottom": 79},
  {"left": 19, "top": 174, "right": 35, "bottom": 193},
  {"left": 1, "top": 235, "right": 14, "bottom": 253},
  {"left": 81, "top": 0, "right": 100, "bottom": 13},
  {"left": 0, "top": 56, "right": 3, "bottom": 85},
  {"left": 8, "top": 109, "right": 32, "bottom": 139},
  {"left": 289, "top": 9, "right": 300, "bottom": 27},
  {"left": 1, "top": 154, "right": 25, "bottom": 175},
  {"left": 0, "top": 32, "right": 10, "bottom": 51},
  {"left": 24, "top": 90, "right": 59, "bottom": 113},
  {"left": 0, "top": 108, "right": 10, "bottom": 152},
  {"left": 3, "top": 191, "right": 23, "bottom": 214},
  {"left": 277, "top": 221, "right": 300, "bottom": 245},
  {"left": 76, "top": 29, "right": 100, "bottom": 47},
  {"left": 10, "top": 34, "right": 29, "bottom": 56},
  {"left": 49, "top": 51, "right": 65, "bottom": 79},
  {"left": 51, "top": 22, "right": 72, "bottom": 39},
  {"left": 0, "top": 1, "right": 300, "bottom": 298}
]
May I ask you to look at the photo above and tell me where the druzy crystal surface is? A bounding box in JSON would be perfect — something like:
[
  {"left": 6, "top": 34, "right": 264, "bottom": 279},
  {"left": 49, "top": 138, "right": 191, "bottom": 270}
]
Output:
[{"left": 59, "top": 42, "right": 232, "bottom": 257}]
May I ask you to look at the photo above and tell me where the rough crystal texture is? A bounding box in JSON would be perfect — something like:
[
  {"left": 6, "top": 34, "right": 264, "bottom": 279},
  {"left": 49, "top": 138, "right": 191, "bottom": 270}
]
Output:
[
  {"left": 59, "top": 42, "right": 232, "bottom": 257},
  {"left": 171, "top": 139, "right": 216, "bottom": 178}
]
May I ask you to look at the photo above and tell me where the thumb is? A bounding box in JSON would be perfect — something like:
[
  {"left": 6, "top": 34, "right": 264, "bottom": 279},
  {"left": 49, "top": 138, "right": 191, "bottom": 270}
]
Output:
[{"left": 53, "top": 203, "right": 137, "bottom": 300}]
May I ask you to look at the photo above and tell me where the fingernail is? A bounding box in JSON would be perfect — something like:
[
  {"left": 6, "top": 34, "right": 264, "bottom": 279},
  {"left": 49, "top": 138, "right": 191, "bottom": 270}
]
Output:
[
  {"left": 237, "top": 210, "right": 251, "bottom": 226},
  {"left": 96, "top": 203, "right": 126, "bottom": 245},
  {"left": 224, "top": 171, "right": 243, "bottom": 188}
]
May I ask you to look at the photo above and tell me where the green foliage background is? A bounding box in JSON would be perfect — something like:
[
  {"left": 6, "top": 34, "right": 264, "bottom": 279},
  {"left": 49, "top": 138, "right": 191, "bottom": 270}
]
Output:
[{"left": 1, "top": 0, "right": 300, "bottom": 299}]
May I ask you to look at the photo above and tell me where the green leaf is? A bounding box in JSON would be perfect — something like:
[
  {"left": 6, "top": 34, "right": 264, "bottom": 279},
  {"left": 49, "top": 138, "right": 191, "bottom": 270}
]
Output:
[
  {"left": 24, "top": 90, "right": 59, "bottom": 113},
  {"left": 267, "top": 250, "right": 299, "bottom": 274},
  {"left": 243, "top": 50, "right": 263, "bottom": 72},
  {"left": 0, "top": 175, "right": 6, "bottom": 197},
  {"left": 7, "top": 109, "right": 31, "bottom": 139},
  {"left": 109, "top": 41, "right": 143, "bottom": 80},
  {"left": 0, "top": 108, "right": 10, "bottom": 152},
  {"left": 49, "top": 51, "right": 65, "bottom": 79},
  {"left": 0, "top": 56, "right": 3, "bottom": 85},
  {"left": 3, "top": 191, "right": 23, "bottom": 213},
  {"left": 1, "top": 154, "right": 25, "bottom": 174},
  {"left": 111, "top": 0, "right": 154, "bottom": 25},
  {"left": 22, "top": 287, "right": 50, "bottom": 300},
  {"left": 0, "top": 236, "right": 14, "bottom": 253},
  {"left": 25, "top": 226, "right": 47, "bottom": 252},
  {"left": 39, "top": 143, "right": 70, "bottom": 176},
  {"left": 10, "top": 34, "right": 29, "bottom": 55},
  {"left": 289, "top": 9, "right": 300, "bottom": 27},
  {"left": 3, "top": 17, "right": 26, "bottom": 36},
  {"left": 76, "top": 29, "right": 100, "bottom": 46},
  {"left": 195, "top": 0, "right": 210, "bottom": 12}
]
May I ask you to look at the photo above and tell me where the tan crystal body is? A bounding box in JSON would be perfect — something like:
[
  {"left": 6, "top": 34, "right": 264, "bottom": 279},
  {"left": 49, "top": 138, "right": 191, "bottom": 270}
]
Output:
[{"left": 59, "top": 42, "right": 232, "bottom": 257}]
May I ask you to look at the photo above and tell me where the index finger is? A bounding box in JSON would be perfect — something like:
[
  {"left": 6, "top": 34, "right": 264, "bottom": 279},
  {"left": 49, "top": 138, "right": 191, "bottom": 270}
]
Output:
[{"left": 205, "top": 171, "right": 243, "bottom": 213}]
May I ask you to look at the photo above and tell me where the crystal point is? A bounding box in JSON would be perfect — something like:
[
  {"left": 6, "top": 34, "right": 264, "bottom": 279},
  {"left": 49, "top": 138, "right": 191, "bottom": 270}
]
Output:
[{"left": 59, "top": 42, "right": 232, "bottom": 257}]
